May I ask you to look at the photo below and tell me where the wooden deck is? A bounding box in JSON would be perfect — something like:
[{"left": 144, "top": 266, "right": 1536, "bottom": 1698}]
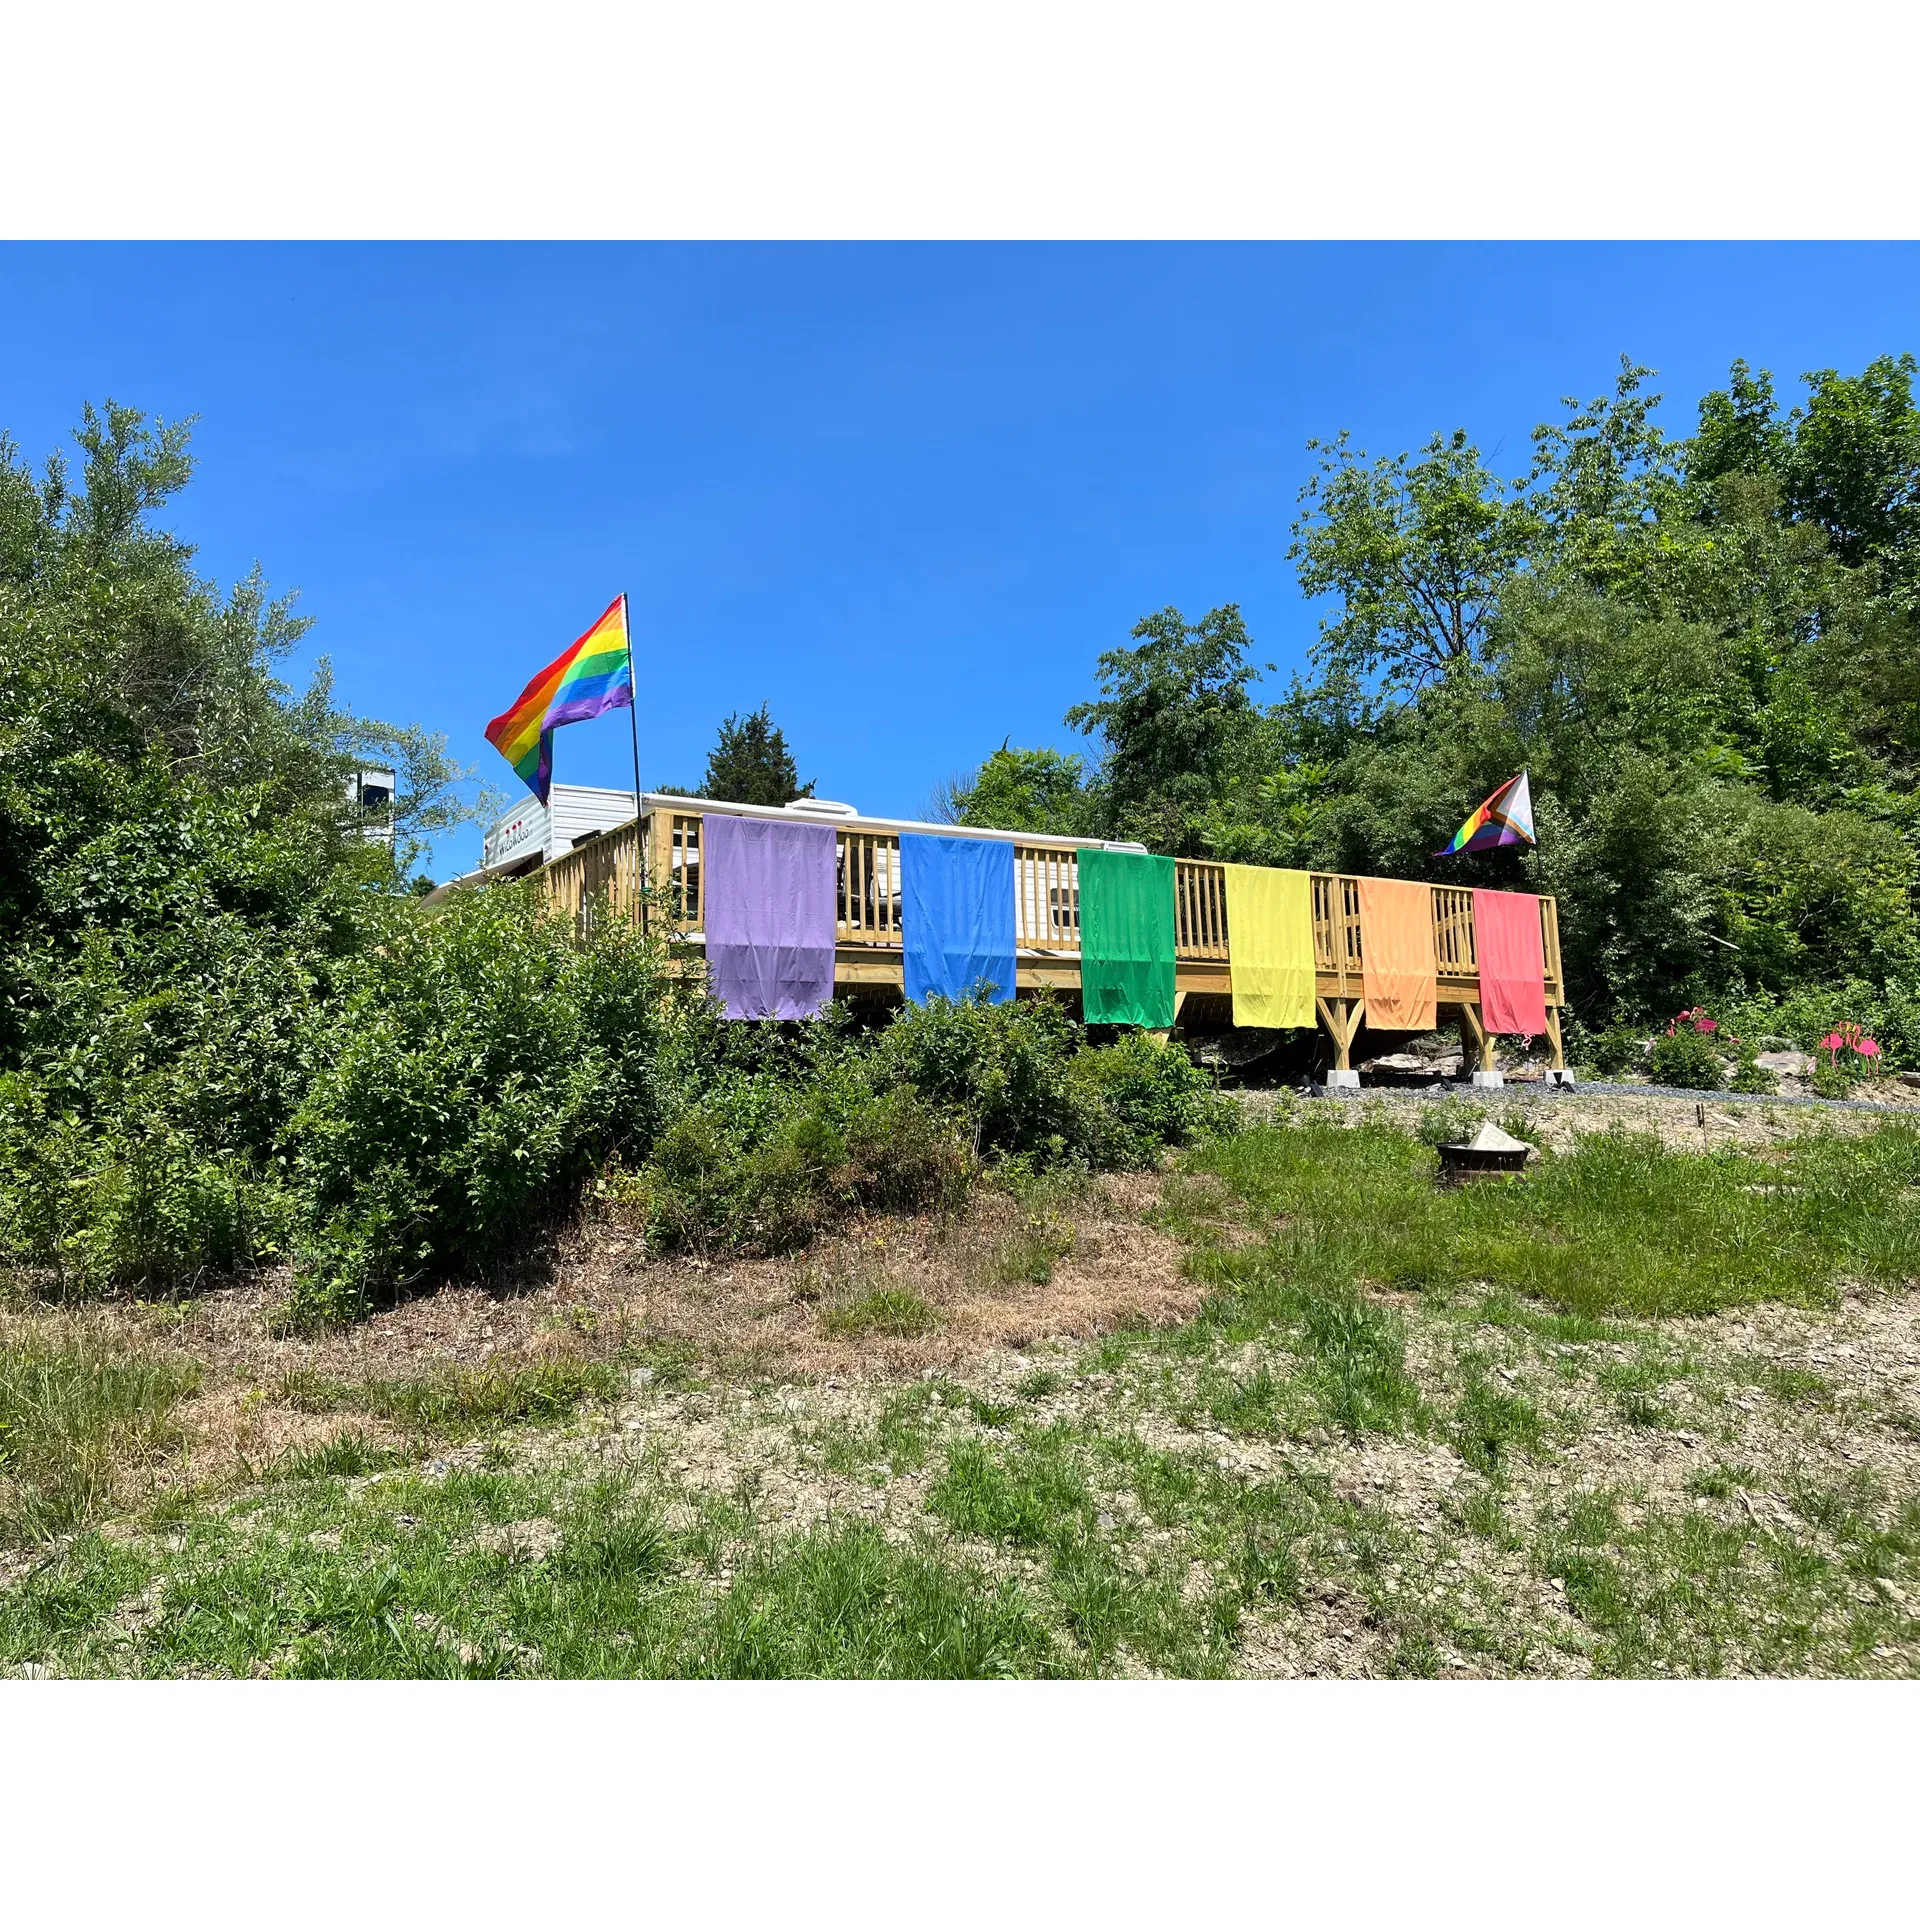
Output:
[{"left": 533, "top": 806, "right": 1568, "bottom": 1073}]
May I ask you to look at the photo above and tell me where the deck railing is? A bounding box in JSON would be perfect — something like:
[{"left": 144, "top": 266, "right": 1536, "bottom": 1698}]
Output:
[{"left": 535, "top": 811, "right": 1564, "bottom": 996}]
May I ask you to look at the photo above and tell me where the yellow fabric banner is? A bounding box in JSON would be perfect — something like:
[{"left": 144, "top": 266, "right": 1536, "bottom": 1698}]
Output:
[
  {"left": 1356, "top": 876, "right": 1438, "bottom": 1031},
  {"left": 1224, "top": 864, "right": 1316, "bottom": 1028}
]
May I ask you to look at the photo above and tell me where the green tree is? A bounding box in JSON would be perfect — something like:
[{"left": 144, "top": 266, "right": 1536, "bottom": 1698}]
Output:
[
  {"left": 937, "top": 745, "right": 1088, "bottom": 835},
  {"left": 1789, "top": 354, "right": 1920, "bottom": 584},
  {"left": 700, "top": 703, "right": 814, "bottom": 806},
  {"left": 1689, "top": 354, "right": 1920, "bottom": 596},
  {"left": 1289, "top": 430, "right": 1536, "bottom": 699},
  {"left": 1065, "top": 604, "right": 1265, "bottom": 855},
  {"left": 0, "top": 402, "right": 481, "bottom": 1289},
  {"left": 1268, "top": 349, "right": 1920, "bottom": 1034},
  {"left": 1523, "top": 358, "right": 1684, "bottom": 596}
]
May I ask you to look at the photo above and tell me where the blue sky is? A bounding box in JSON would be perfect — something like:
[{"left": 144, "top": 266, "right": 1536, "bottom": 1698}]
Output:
[{"left": 4, "top": 242, "right": 1918, "bottom": 875}]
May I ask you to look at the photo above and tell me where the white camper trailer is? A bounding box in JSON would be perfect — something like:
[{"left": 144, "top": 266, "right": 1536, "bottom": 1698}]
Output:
[{"left": 481, "top": 784, "right": 639, "bottom": 870}]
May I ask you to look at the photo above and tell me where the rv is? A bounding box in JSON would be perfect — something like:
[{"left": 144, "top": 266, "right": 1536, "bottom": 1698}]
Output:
[{"left": 482, "top": 784, "right": 640, "bottom": 871}]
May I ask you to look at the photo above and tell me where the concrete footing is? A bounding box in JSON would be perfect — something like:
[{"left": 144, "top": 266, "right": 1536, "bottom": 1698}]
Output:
[
  {"left": 1324, "top": 1069, "right": 1361, "bottom": 1089},
  {"left": 1470, "top": 1070, "right": 1505, "bottom": 1089},
  {"left": 1544, "top": 1067, "right": 1577, "bottom": 1087}
]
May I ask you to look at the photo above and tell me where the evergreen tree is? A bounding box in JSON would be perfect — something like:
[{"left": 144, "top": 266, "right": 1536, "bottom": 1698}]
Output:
[{"left": 699, "top": 704, "right": 813, "bottom": 805}]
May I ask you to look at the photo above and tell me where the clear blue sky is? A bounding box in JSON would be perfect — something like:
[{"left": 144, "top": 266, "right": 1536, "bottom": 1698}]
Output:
[{"left": 5, "top": 242, "right": 1918, "bottom": 876}]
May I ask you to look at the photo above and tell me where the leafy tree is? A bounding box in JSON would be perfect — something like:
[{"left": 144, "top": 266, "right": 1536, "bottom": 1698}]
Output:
[
  {"left": 1523, "top": 358, "right": 1683, "bottom": 596},
  {"left": 1065, "top": 604, "right": 1265, "bottom": 854},
  {"left": 0, "top": 403, "right": 482, "bottom": 1289},
  {"left": 1688, "top": 360, "right": 1791, "bottom": 495},
  {"left": 1289, "top": 431, "right": 1536, "bottom": 699},
  {"left": 700, "top": 703, "right": 813, "bottom": 806},
  {"left": 1063, "top": 349, "right": 1920, "bottom": 1042},
  {"left": 1691, "top": 353, "right": 1920, "bottom": 605},
  {"left": 1789, "top": 354, "right": 1920, "bottom": 585},
  {"left": 938, "top": 746, "right": 1088, "bottom": 835}
]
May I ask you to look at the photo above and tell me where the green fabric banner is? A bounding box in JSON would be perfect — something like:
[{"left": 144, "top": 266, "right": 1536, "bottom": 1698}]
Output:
[{"left": 1078, "top": 849, "right": 1177, "bottom": 1026}]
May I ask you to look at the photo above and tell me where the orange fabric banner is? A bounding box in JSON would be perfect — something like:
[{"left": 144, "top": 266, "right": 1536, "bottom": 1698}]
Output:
[{"left": 1356, "top": 877, "right": 1437, "bottom": 1031}]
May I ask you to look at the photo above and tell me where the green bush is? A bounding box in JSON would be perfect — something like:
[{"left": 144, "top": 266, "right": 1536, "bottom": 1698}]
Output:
[
  {"left": 0, "top": 406, "right": 1239, "bottom": 1324},
  {"left": 873, "top": 991, "right": 1084, "bottom": 1157},
  {"left": 874, "top": 989, "right": 1233, "bottom": 1168},
  {"left": 619, "top": 993, "right": 1231, "bottom": 1262},
  {"left": 1590, "top": 1027, "right": 1647, "bottom": 1079},
  {"left": 1062, "top": 1031, "right": 1236, "bottom": 1169},
  {"left": 0, "top": 1080, "right": 294, "bottom": 1296},
  {"left": 622, "top": 1075, "right": 972, "bottom": 1258},
  {"left": 282, "top": 887, "right": 679, "bottom": 1320},
  {"left": 1719, "top": 980, "right": 1919, "bottom": 1073},
  {"left": 1647, "top": 1027, "right": 1725, "bottom": 1090}
]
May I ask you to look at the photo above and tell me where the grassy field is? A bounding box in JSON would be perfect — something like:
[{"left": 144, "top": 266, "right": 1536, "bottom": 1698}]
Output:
[{"left": 5, "top": 1101, "right": 1920, "bottom": 1678}]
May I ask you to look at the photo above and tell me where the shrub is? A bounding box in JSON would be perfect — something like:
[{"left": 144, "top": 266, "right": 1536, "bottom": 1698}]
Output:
[
  {"left": 282, "top": 887, "right": 677, "bottom": 1320},
  {"left": 1589, "top": 1026, "right": 1646, "bottom": 1079},
  {"left": 843, "top": 1086, "right": 973, "bottom": 1213},
  {"left": 622, "top": 995, "right": 1227, "bottom": 1262},
  {"left": 874, "top": 991, "right": 1084, "bottom": 1157},
  {"left": 1721, "top": 980, "right": 1920, "bottom": 1073},
  {"left": 1647, "top": 1027, "right": 1725, "bottom": 1090},
  {"left": 0, "top": 1081, "right": 295, "bottom": 1296},
  {"left": 624, "top": 1079, "right": 971, "bottom": 1258},
  {"left": 1062, "top": 1032, "right": 1237, "bottom": 1169}
]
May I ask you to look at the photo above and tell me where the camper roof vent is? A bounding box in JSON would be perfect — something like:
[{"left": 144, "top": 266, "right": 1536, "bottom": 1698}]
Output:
[{"left": 784, "top": 797, "right": 859, "bottom": 819}]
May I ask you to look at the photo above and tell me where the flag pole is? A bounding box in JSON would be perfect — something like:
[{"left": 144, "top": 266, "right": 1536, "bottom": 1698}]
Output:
[{"left": 622, "top": 591, "right": 648, "bottom": 936}]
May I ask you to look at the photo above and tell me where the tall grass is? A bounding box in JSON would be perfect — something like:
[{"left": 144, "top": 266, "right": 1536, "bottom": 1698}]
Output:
[
  {"left": 0, "top": 1330, "right": 199, "bottom": 1541},
  {"left": 1173, "top": 1114, "right": 1920, "bottom": 1319},
  {"left": 277, "top": 1357, "right": 623, "bottom": 1440}
]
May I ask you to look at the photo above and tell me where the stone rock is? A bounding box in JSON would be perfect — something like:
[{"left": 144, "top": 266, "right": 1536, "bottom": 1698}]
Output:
[{"left": 1755, "top": 1051, "right": 1814, "bottom": 1076}]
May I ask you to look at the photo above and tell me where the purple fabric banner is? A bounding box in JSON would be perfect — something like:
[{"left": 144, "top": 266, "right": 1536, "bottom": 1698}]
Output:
[{"left": 702, "top": 813, "right": 838, "bottom": 1020}]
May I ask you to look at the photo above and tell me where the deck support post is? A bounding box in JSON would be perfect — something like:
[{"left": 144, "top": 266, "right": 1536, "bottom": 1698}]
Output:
[
  {"left": 1316, "top": 994, "right": 1363, "bottom": 1088},
  {"left": 1543, "top": 1005, "right": 1574, "bottom": 1085},
  {"left": 1459, "top": 1000, "right": 1502, "bottom": 1088}
]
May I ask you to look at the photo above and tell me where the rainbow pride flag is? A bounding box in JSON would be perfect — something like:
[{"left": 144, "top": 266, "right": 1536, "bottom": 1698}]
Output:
[
  {"left": 1435, "top": 770, "right": 1535, "bottom": 857},
  {"left": 485, "top": 596, "right": 632, "bottom": 801}
]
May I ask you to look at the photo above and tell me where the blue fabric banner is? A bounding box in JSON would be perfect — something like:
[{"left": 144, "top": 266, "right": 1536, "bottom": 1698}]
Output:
[{"left": 901, "top": 833, "right": 1016, "bottom": 1006}]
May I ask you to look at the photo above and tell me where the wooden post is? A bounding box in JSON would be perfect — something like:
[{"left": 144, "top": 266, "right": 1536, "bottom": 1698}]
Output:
[
  {"left": 1317, "top": 994, "right": 1363, "bottom": 1080},
  {"left": 1545, "top": 1005, "right": 1567, "bottom": 1072},
  {"left": 1458, "top": 999, "right": 1493, "bottom": 1074},
  {"left": 1459, "top": 998, "right": 1503, "bottom": 1085}
]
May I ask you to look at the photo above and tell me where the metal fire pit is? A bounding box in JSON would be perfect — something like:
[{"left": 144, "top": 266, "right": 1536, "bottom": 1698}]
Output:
[{"left": 1436, "top": 1121, "right": 1532, "bottom": 1182}]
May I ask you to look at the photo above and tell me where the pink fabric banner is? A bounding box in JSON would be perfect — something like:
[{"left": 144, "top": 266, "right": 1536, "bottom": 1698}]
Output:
[
  {"left": 1472, "top": 888, "right": 1547, "bottom": 1037},
  {"left": 703, "top": 813, "right": 838, "bottom": 1020}
]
